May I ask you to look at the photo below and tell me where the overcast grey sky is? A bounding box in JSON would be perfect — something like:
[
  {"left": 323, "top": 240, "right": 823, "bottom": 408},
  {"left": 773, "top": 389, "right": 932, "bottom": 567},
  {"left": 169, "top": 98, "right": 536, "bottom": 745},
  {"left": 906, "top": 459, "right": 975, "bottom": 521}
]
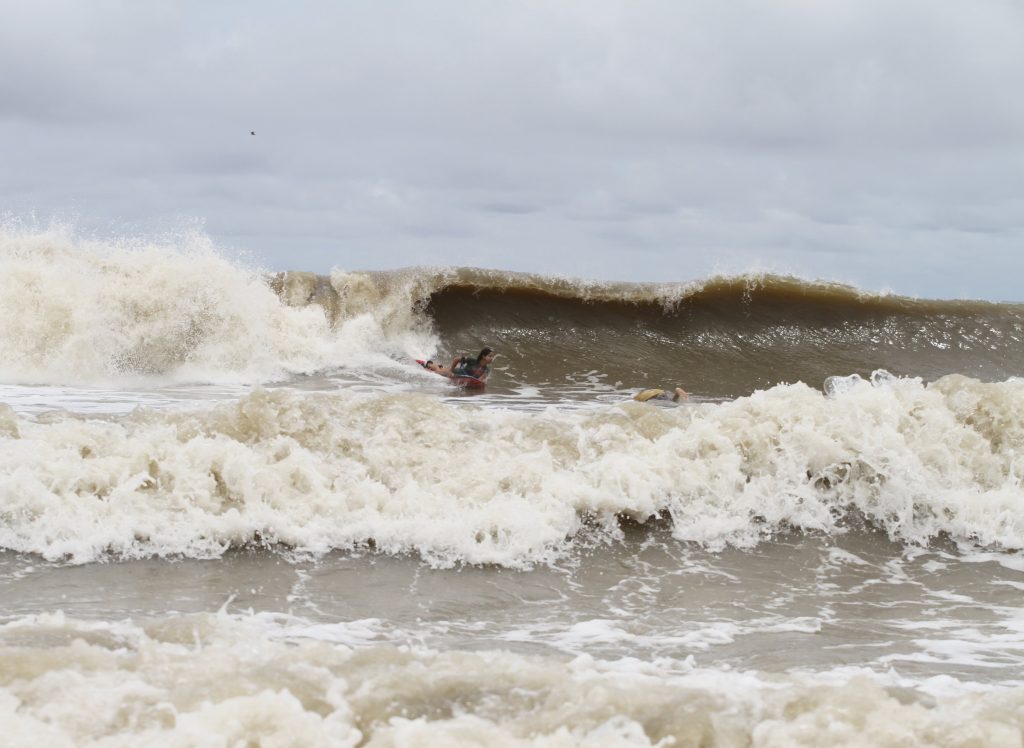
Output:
[{"left": 2, "top": 0, "right": 1023, "bottom": 299}]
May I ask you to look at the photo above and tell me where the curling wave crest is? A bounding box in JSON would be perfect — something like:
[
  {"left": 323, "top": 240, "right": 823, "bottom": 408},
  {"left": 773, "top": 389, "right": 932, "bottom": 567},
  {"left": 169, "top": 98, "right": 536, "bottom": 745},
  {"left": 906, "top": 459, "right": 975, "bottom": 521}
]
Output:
[{"left": 0, "top": 231, "right": 438, "bottom": 384}]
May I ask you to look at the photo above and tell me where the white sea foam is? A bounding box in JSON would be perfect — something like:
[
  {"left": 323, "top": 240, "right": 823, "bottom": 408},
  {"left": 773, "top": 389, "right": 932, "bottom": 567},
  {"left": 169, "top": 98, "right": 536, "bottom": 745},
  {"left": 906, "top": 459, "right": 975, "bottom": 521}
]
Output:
[
  {"left": 1, "top": 371, "right": 1024, "bottom": 565},
  {"left": 0, "top": 230, "right": 439, "bottom": 385},
  {"left": 0, "top": 611, "right": 1022, "bottom": 747}
]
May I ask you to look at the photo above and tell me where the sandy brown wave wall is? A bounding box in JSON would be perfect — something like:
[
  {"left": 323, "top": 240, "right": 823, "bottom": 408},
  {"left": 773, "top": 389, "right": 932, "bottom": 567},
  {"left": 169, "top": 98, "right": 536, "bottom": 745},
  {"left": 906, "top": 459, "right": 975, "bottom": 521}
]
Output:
[{"left": 278, "top": 269, "right": 1024, "bottom": 397}]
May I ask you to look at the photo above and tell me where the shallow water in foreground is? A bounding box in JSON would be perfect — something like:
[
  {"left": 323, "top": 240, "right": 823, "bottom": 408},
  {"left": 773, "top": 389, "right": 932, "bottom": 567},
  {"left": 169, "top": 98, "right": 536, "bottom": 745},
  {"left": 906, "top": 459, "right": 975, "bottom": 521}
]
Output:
[
  {"left": 4, "top": 529, "right": 1024, "bottom": 746},
  {"left": 4, "top": 528, "right": 1023, "bottom": 685}
]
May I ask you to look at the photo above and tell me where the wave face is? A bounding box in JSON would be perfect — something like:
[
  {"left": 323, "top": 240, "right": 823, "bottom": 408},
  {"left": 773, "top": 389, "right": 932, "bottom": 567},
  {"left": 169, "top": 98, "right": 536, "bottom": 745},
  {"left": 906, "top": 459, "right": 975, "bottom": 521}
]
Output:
[
  {"left": 281, "top": 265, "right": 1024, "bottom": 398},
  {"left": 3, "top": 231, "right": 1023, "bottom": 392},
  {"left": 2, "top": 373, "right": 1023, "bottom": 565},
  {"left": 410, "top": 270, "right": 1024, "bottom": 398}
]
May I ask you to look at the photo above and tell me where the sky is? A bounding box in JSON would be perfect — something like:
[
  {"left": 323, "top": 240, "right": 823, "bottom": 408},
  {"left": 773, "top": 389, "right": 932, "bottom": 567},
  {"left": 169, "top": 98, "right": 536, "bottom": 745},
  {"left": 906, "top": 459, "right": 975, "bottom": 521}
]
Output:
[{"left": 1, "top": 0, "right": 1023, "bottom": 300}]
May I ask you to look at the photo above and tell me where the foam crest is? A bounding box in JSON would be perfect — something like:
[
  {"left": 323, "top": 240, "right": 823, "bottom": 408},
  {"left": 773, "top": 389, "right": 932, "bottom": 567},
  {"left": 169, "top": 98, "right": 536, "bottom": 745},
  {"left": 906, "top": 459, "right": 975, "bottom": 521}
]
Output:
[
  {"left": 0, "top": 230, "right": 437, "bottom": 385},
  {"left": 326, "top": 268, "right": 444, "bottom": 364},
  {"left": 1, "top": 611, "right": 1022, "bottom": 747},
  {"left": 1, "top": 375, "right": 1024, "bottom": 565}
]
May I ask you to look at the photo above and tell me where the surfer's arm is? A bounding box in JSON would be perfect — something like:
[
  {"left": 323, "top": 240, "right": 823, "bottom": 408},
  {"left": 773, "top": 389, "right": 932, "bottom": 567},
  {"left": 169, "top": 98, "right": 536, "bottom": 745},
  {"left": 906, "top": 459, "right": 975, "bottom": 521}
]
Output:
[
  {"left": 672, "top": 387, "right": 688, "bottom": 401},
  {"left": 422, "top": 360, "right": 454, "bottom": 377}
]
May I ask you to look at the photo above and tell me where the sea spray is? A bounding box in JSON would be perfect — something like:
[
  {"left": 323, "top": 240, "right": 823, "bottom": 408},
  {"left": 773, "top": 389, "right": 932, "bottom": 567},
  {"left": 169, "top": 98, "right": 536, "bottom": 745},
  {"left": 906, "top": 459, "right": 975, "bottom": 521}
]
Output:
[{"left": 0, "top": 232, "right": 439, "bottom": 384}]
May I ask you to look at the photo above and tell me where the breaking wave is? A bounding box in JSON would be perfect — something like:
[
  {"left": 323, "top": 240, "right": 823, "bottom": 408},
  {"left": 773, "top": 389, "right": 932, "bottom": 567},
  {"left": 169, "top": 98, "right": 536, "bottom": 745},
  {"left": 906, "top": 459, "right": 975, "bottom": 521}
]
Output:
[
  {"left": 2, "top": 373, "right": 1023, "bottom": 565},
  {"left": 3, "top": 230, "right": 1024, "bottom": 394}
]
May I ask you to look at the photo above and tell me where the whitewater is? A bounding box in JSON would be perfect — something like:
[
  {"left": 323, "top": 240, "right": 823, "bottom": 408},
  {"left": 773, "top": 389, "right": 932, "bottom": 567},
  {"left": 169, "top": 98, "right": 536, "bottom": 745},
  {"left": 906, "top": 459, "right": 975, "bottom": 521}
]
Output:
[{"left": 2, "top": 230, "right": 1024, "bottom": 746}]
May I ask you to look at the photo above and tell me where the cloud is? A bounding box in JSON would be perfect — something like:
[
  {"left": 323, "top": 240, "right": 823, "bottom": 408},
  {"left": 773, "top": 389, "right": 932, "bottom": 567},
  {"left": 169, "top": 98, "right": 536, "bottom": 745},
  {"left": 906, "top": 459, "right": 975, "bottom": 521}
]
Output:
[{"left": 1, "top": 0, "right": 1023, "bottom": 298}]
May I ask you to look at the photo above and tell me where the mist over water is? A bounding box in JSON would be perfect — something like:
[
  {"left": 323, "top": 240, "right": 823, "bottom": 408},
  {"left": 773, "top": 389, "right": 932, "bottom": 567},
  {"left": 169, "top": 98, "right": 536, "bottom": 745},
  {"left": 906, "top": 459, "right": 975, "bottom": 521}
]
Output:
[{"left": 2, "top": 231, "right": 1024, "bottom": 745}]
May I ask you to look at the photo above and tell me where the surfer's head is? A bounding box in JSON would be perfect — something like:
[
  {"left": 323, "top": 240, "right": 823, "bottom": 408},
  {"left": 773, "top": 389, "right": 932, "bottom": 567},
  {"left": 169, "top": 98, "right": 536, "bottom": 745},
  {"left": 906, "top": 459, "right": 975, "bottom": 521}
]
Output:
[{"left": 478, "top": 346, "right": 495, "bottom": 362}]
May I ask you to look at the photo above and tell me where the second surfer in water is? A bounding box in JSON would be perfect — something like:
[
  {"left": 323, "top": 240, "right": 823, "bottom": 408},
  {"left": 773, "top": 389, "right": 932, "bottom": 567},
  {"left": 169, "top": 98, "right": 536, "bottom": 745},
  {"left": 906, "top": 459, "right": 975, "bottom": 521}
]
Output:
[{"left": 633, "top": 387, "right": 688, "bottom": 402}]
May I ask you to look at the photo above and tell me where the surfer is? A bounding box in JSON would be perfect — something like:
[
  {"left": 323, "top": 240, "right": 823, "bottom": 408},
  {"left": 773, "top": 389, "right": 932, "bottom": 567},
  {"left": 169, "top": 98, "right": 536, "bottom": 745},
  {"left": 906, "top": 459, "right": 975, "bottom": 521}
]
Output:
[
  {"left": 633, "top": 387, "right": 688, "bottom": 402},
  {"left": 420, "top": 346, "right": 495, "bottom": 382}
]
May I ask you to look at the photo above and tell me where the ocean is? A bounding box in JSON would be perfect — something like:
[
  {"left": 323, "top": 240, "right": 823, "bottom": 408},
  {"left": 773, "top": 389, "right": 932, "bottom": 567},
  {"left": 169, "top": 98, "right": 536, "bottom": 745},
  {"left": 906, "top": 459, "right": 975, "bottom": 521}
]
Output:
[{"left": 2, "top": 233, "right": 1024, "bottom": 746}]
